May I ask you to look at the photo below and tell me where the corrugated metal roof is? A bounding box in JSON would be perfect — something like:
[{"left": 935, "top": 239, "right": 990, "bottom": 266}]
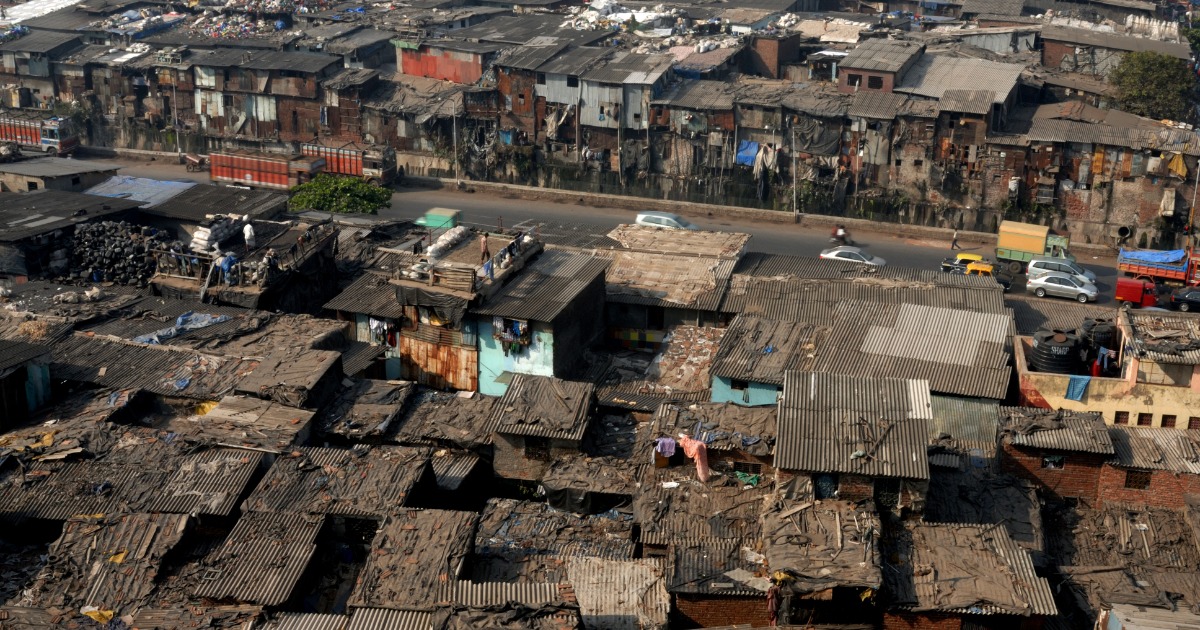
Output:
[
  {"left": 762, "top": 498, "right": 882, "bottom": 594},
  {"left": 496, "top": 41, "right": 568, "bottom": 70},
  {"left": 725, "top": 275, "right": 1007, "bottom": 320},
  {"left": 473, "top": 250, "right": 608, "bottom": 321},
  {"left": 583, "top": 51, "right": 674, "bottom": 85},
  {"left": 651, "top": 79, "right": 735, "bottom": 111},
  {"left": 895, "top": 55, "right": 1023, "bottom": 104},
  {"left": 604, "top": 253, "right": 735, "bottom": 311},
  {"left": 777, "top": 371, "right": 932, "bottom": 479},
  {"left": 242, "top": 50, "right": 341, "bottom": 73},
  {"left": 1109, "top": 426, "right": 1200, "bottom": 473},
  {"left": 430, "top": 452, "right": 481, "bottom": 490},
  {"left": 848, "top": 92, "right": 908, "bottom": 119},
  {"left": 270, "top": 613, "right": 349, "bottom": 630},
  {"left": 939, "top": 89, "right": 995, "bottom": 115},
  {"left": 241, "top": 446, "right": 431, "bottom": 518},
  {"left": 669, "top": 541, "right": 770, "bottom": 596},
  {"left": 0, "top": 339, "right": 49, "bottom": 372},
  {"left": 1042, "top": 25, "right": 1191, "bottom": 59},
  {"left": 324, "top": 272, "right": 404, "bottom": 318},
  {"left": 962, "top": 0, "right": 1025, "bottom": 15},
  {"left": 1108, "top": 603, "right": 1200, "bottom": 630},
  {"left": 346, "top": 608, "right": 430, "bottom": 630},
  {"left": 490, "top": 374, "right": 595, "bottom": 441},
  {"left": 709, "top": 315, "right": 826, "bottom": 385},
  {"left": 0, "top": 157, "right": 119, "bottom": 177},
  {"left": 886, "top": 522, "right": 1057, "bottom": 616},
  {"left": 1000, "top": 407, "right": 1115, "bottom": 455},
  {"left": 0, "top": 30, "right": 79, "bottom": 53},
  {"left": 567, "top": 557, "right": 669, "bottom": 630},
  {"left": 0, "top": 190, "right": 143, "bottom": 243},
  {"left": 651, "top": 401, "right": 776, "bottom": 454},
  {"left": 537, "top": 45, "right": 611, "bottom": 75},
  {"left": 439, "top": 581, "right": 567, "bottom": 607},
  {"left": 1027, "top": 119, "right": 1200, "bottom": 156},
  {"left": 929, "top": 395, "right": 1000, "bottom": 454},
  {"left": 340, "top": 341, "right": 385, "bottom": 375},
  {"left": 814, "top": 301, "right": 1012, "bottom": 400},
  {"left": 192, "top": 512, "right": 324, "bottom": 606},
  {"left": 840, "top": 38, "right": 923, "bottom": 73},
  {"left": 143, "top": 183, "right": 286, "bottom": 222},
  {"left": 348, "top": 509, "right": 479, "bottom": 611}
]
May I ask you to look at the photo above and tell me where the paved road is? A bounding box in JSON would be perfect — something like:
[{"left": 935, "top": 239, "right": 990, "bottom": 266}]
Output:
[{"left": 106, "top": 157, "right": 1123, "bottom": 304}]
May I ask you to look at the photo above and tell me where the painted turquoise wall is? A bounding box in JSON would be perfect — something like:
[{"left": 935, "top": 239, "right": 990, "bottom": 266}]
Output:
[
  {"left": 711, "top": 376, "right": 780, "bottom": 406},
  {"left": 478, "top": 318, "right": 554, "bottom": 396}
]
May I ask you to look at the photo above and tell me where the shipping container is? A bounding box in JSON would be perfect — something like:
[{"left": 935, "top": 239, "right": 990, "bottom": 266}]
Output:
[
  {"left": 1118, "top": 248, "right": 1200, "bottom": 285},
  {"left": 209, "top": 151, "right": 326, "bottom": 191},
  {"left": 300, "top": 142, "right": 398, "bottom": 185}
]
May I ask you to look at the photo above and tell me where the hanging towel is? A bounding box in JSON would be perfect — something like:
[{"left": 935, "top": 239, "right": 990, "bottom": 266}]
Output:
[
  {"left": 678, "top": 436, "right": 710, "bottom": 482},
  {"left": 1065, "top": 375, "right": 1091, "bottom": 401},
  {"left": 655, "top": 437, "right": 677, "bottom": 457}
]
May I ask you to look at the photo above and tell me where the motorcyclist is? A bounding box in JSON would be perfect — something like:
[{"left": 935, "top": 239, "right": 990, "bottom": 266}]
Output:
[{"left": 834, "top": 225, "right": 848, "bottom": 245}]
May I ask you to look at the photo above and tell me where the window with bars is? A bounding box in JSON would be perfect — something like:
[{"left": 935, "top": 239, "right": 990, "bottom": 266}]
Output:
[
  {"left": 733, "top": 461, "right": 763, "bottom": 475},
  {"left": 1190, "top": 417, "right": 1200, "bottom": 430},
  {"left": 1115, "top": 411, "right": 1129, "bottom": 425},
  {"left": 524, "top": 437, "right": 551, "bottom": 462},
  {"left": 1124, "top": 469, "right": 1151, "bottom": 490},
  {"left": 1137, "top": 413, "right": 1153, "bottom": 426},
  {"left": 1162, "top": 415, "right": 1177, "bottom": 428}
]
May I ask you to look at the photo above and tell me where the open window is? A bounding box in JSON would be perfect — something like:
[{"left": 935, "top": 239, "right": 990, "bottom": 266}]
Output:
[
  {"left": 524, "top": 437, "right": 551, "bottom": 461},
  {"left": 491, "top": 317, "right": 531, "bottom": 346}
]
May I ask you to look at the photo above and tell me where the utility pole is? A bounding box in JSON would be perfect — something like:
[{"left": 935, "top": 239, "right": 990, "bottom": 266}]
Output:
[
  {"left": 172, "top": 80, "right": 180, "bottom": 154},
  {"left": 453, "top": 97, "right": 460, "bottom": 184},
  {"left": 791, "top": 126, "right": 798, "bottom": 216}
]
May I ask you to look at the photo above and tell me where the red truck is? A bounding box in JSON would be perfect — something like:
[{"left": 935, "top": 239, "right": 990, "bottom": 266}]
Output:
[
  {"left": 300, "top": 142, "right": 398, "bottom": 185},
  {"left": 1117, "top": 248, "right": 1200, "bottom": 286},
  {"left": 209, "top": 151, "right": 325, "bottom": 191},
  {"left": 0, "top": 114, "right": 79, "bottom": 155}
]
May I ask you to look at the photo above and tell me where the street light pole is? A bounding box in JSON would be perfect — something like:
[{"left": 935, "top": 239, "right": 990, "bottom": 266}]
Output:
[{"left": 172, "top": 80, "right": 180, "bottom": 155}]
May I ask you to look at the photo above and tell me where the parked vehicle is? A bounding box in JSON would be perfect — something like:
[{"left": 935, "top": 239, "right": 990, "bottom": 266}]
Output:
[
  {"left": 1116, "top": 277, "right": 1159, "bottom": 308},
  {"left": 635, "top": 211, "right": 697, "bottom": 230},
  {"left": 184, "top": 153, "right": 208, "bottom": 172},
  {"left": 819, "top": 245, "right": 886, "bottom": 266},
  {"left": 0, "top": 114, "right": 78, "bottom": 155},
  {"left": 1117, "top": 248, "right": 1200, "bottom": 286},
  {"left": 995, "top": 220, "right": 1074, "bottom": 274},
  {"left": 414, "top": 207, "right": 460, "bottom": 229},
  {"left": 1025, "top": 271, "right": 1098, "bottom": 303},
  {"left": 965, "top": 261, "right": 1012, "bottom": 291},
  {"left": 1026, "top": 257, "right": 1096, "bottom": 285},
  {"left": 941, "top": 252, "right": 984, "bottom": 273},
  {"left": 209, "top": 151, "right": 326, "bottom": 191},
  {"left": 1170, "top": 287, "right": 1200, "bottom": 311},
  {"left": 300, "top": 142, "right": 399, "bottom": 185}
]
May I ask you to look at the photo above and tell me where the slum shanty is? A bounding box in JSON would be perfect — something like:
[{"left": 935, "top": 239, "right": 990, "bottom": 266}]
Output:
[{"left": 8, "top": 1, "right": 1200, "bottom": 625}]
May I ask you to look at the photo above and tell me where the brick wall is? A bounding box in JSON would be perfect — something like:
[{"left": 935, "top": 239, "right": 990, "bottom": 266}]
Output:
[
  {"left": 1097, "top": 464, "right": 1200, "bottom": 509},
  {"left": 492, "top": 433, "right": 579, "bottom": 481},
  {"left": 838, "top": 69, "right": 895, "bottom": 94},
  {"left": 673, "top": 594, "right": 770, "bottom": 629},
  {"left": 1000, "top": 442, "right": 1104, "bottom": 501},
  {"left": 883, "top": 611, "right": 963, "bottom": 630},
  {"left": 1040, "top": 40, "right": 1074, "bottom": 69},
  {"left": 839, "top": 474, "right": 875, "bottom": 501}
]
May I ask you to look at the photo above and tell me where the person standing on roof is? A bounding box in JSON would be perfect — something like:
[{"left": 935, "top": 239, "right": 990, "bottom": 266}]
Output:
[
  {"left": 243, "top": 222, "right": 256, "bottom": 256},
  {"left": 480, "top": 232, "right": 491, "bottom": 264}
]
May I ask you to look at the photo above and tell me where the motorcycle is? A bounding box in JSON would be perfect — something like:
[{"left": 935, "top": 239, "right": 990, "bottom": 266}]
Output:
[{"left": 830, "top": 234, "right": 855, "bottom": 246}]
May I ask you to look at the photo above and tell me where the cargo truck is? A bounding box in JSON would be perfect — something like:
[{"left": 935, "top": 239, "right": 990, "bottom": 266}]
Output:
[
  {"left": 0, "top": 114, "right": 79, "bottom": 155},
  {"left": 995, "top": 220, "right": 1074, "bottom": 274},
  {"left": 300, "top": 142, "right": 398, "bottom": 186},
  {"left": 209, "top": 151, "right": 325, "bottom": 191},
  {"left": 1117, "top": 248, "right": 1200, "bottom": 286}
]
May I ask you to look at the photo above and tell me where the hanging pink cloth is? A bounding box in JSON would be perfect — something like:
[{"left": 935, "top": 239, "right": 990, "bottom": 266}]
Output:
[{"left": 678, "top": 436, "right": 710, "bottom": 482}]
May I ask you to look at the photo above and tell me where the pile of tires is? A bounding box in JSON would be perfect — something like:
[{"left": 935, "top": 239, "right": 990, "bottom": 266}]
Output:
[{"left": 1030, "top": 329, "right": 1083, "bottom": 374}]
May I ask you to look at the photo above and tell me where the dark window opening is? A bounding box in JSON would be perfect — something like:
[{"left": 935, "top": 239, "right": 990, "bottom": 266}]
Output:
[
  {"left": 1137, "top": 413, "right": 1153, "bottom": 426},
  {"left": 645, "top": 306, "right": 665, "bottom": 330},
  {"left": 536, "top": 73, "right": 546, "bottom": 85},
  {"left": 1124, "top": 469, "right": 1151, "bottom": 490},
  {"left": 1042, "top": 455, "right": 1065, "bottom": 469},
  {"left": 1190, "top": 417, "right": 1200, "bottom": 430},
  {"left": 27, "top": 181, "right": 38, "bottom": 191},
  {"left": 567, "top": 76, "right": 579, "bottom": 88},
  {"left": 1162, "top": 415, "right": 1177, "bottom": 428},
  {"left": 518, "top": 93, "right": 525, "bottom": 106},
  {"left": 867, "top": 75, "right": 884, "bottom": 89},
  {"left": 524, "top": 437, "right": 551, "bottom": 461},
  {"left": 71, "top": 176, "right": 80, "bottom": 185},
  {"left": 847, "top": 73, "right": 862, "bottom": 87},
  {"left": 914, "top": 159, "right": 924, "bottom": 167},
  {"left": 894, "top": 159, "right": 902, "bottom": 166},
  {"left": 292, "top": 110, "right": 299, "bottom": 131},
  {"left": 733, "top": 461, "right": 762, "bottom": 475},
  {"left": 1115, "top": 411, "right": 1130, "bottom": 425},
  {"left": 730, "top": 379, "right": 750, "bottom": 391}
]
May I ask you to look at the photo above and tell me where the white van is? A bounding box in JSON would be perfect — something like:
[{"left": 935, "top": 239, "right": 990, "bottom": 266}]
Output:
[
  {"left": 635, "top": 211, "right": 698, "bottom": 230},
  {"left": 1026, "top": 257, "right": 1096, "bottom": 285}
]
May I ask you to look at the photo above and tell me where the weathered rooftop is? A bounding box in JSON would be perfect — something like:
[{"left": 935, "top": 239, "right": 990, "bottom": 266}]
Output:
[
  {"left": 651, "top": 79, "right": 735, "bottom": 110},
  {"left": 895, "top": 54, "right": 1024, "bottom": 104},
  {"left": 1108, "top": 426, "right": 1200, "bottom": 474},
  {"left": 490, "top": 374, "right": 595, "bottom": 441},
  {"left": 315, "top": 379, "right": 413, "bottom": 441},
  {"left": 140, "top": 183, "right": 286, "bottom": 222},
  {"left": 393, "top": 390, "right": 500, "bottom": 450},
  {"left": 602, "top": 251, "right": 734, "bottom": 310},
  {"left": 839, "top": 38, "right": 923, "bottom": 73},
  {"left": 668, "top": 540, "right": 770, "bottom": 596},
  {"left": 1120, "top": 310, "right": 1200, "bottom": 365},
  {"left": 190, "top": 511, "right": 324, "bottom": 606},
  {"left": 607, "top": 224, "right": 749, "bottom": 259},
  {"left": 566, "top": 557, "right": 669, "bottom": 630},
  {"left": 762, "top": 496, "right": 882, "bottom": 594},
  {"left": 709, "top": 315, "right": 826, "bottom": 386},
  {"left": 924, "top": 467, "right": 1043, "bottom": 556},
  {"left": 0, "top": 191, "right": 142, "bottom": 242},
  {"left": 348, "top": 509, "right": 478, "bottom": 611},
  {"left": 884, "top": 522, "right": 1057, "bottom": 616},
  {"left": 1041, "top": 25, "right": 1191, "bottom": 59},
  {"left": 595, "top": 326, "right": 724, "bottom": 411},
  {"left": 241, "top": 446, "right": 430, "bottom": 518},
  {"left": 776, "top": 371, "right": 932, "bottom": 480},
  {"left": 1000, "top": 407, "right": 1115, "bottom": 455},
  {"left": 472, "top": 249, "right": 609, "bottom": 323},
  {"left": 634, "top": 469, "right": 772, "bottom": 546},
  {"left": 0, "top": 157, "right": 120, "bottom": 178}
]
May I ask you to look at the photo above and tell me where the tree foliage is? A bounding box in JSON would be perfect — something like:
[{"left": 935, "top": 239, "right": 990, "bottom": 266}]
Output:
[
  {"left": 288, "top": 174, "right": 391, "bottom": 214},
  {"left": 1108, "top": 51, "right": 1195, "bottom": 122}
]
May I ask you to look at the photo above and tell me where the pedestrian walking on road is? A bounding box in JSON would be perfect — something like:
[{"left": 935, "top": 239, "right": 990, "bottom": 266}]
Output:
[{"left": 951, "top": 228, "right": 961, "bottom": 250}]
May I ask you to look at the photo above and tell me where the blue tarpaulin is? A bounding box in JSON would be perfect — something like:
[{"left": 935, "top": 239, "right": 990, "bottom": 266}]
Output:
[
  {"left": 1119, "top": 248, "right": 1188, "bottom": 264},
  {"left": 133, "top": 312, "right": 231, "bottom": 345},
  {"left": 736, "top": 141, "right": 759, "bottom": 166},
  {"left": 1065, "top": 375, "right": 1091, "bottom": 401}
]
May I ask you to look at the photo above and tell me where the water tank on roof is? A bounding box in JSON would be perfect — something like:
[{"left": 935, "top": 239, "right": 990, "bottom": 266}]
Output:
[{"left": 1030, "top": 328, "right": 1083, "bottom": 375}]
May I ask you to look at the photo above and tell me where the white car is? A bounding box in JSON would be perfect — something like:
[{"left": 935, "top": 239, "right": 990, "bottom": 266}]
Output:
[
  {"left": 635, "top": 211, "right": 698, "bottom": 230},
  {"left": 819, "top": 246, "right": 886, "bottom": 266}
]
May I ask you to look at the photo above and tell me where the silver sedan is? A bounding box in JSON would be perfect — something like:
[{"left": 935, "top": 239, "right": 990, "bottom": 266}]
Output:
[
  {"left": 819, "top": 246, "right": 886, "bottom": 267},
  {"left": 1025, "top": 271, "right": 1098, "bottom": 303}
]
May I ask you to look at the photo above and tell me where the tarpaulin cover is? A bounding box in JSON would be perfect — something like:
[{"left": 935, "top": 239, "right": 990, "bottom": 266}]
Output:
[
  {"left": 395, "top": 285, "right": 468, "bottom": 327},
  {"left": 736, "top": 140, "right": 759, "bottom": 166},
  {"left": 1119, "top": 248, "right": 1188, "bottom": 264},
  {"left": 133, "top": 312, "right": 231, "bottom": 345},
  {"left": 792, "top": 117, "right": 841, "bottom": 156}
]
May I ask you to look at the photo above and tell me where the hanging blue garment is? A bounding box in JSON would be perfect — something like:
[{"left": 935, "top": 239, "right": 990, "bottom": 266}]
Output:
[
  {"left": 1065, "top": 375, "right": 1091, "bottom": 401},
  {"left": 736, "top": 140, "right": 759, "bottom": 166}
]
